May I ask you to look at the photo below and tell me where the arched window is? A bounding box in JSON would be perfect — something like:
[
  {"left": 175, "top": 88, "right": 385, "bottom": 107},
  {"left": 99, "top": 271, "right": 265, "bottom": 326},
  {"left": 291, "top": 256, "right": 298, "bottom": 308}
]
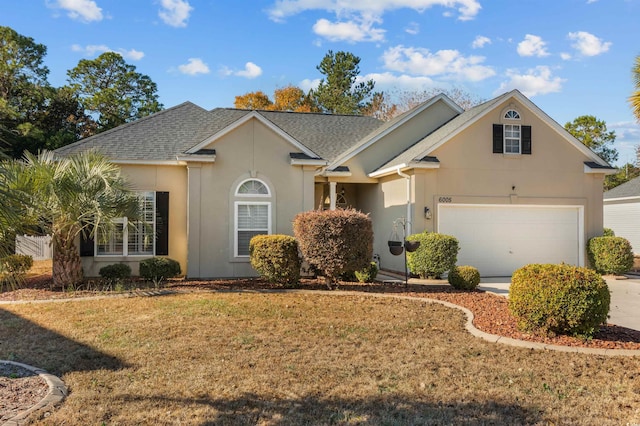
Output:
[
  {"left": 234, "top": 178, "right": 272, "bottom": 257},
  {"left": 236, "top": 179, "right": 270, "bottom": 196},
  {"left": 504, "top": 109, "right": 521, "bottom": 120}
]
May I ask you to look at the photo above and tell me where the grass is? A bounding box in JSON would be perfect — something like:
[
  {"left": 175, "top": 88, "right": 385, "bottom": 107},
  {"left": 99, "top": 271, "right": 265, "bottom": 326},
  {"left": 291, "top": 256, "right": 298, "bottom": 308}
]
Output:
[{"left": 1, "top": 292, "right": 640, "bottom": 425}]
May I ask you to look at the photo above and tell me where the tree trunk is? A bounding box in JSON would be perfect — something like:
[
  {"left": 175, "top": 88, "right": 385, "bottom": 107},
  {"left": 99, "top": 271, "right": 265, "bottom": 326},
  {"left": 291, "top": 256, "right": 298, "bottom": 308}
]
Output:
[{"left": 52, "top": 230, "right": 83, "bottom": 289}]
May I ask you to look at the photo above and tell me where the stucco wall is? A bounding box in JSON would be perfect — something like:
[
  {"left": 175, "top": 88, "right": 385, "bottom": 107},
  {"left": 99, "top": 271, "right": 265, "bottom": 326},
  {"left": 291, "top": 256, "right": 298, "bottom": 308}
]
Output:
[
  {"left": 341, "top": 99, "right": 459, "bottom": 182},
  {"left": 187, "top": 118, "right": 316, "bottom": 278},
  {"left": 81, "top": 164, "right": 188, "bottom": 277}
]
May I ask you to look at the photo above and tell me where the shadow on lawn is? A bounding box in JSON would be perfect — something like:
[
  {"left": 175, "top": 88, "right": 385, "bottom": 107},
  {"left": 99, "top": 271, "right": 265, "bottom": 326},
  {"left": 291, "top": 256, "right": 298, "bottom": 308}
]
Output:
[
  {"left": 118, "top": 393, "right": 541, "bottom": 425},
  {"left": 0, "top": 308, "right": 126, "bottom": 376}
]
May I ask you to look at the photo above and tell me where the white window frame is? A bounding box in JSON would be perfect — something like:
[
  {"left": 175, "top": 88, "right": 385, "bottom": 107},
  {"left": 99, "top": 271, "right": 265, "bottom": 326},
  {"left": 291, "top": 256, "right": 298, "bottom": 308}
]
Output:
[
  {"left": 96, "top": 191, "right": 156, "bottom": 257},
  {"left": 235, "top": 178, "right": 271, "bottom": 197},
  {"left": 503, "top": 124, "right": 521, "bottom": 154},
  {"left": 234, "top": 201, "right": 272, "bottom": 258},
  {"left": 504, "top": 109, "right": 521, "bottom": 120}
]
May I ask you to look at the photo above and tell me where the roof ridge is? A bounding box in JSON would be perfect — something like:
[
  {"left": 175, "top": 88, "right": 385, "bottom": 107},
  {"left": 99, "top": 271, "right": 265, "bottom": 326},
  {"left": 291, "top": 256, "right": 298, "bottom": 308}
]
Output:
[{"left": 217, "top": 107, "right": 383, "bottom": 120}]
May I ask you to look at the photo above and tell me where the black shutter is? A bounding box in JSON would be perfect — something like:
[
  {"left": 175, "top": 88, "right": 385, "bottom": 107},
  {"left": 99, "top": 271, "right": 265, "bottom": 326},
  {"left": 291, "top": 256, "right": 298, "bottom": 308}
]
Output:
[
  {"left": 79, "top": 225, "right": 94, "bottom": 257},
  {"left": 155, "top": 192, "right": 169, "bottom": 255},
  {"left": 522, "top": 125, "right": 532, "bottom": 155},
  {"left": 493, "top": 124, "right": 504, "bottom": 153}
]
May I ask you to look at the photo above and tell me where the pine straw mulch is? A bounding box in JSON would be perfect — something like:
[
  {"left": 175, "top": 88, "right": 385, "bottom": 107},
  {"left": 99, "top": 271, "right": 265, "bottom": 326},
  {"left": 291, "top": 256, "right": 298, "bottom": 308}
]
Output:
[{"left": 2, "top": 272, "right": 640, "bottom": 351}]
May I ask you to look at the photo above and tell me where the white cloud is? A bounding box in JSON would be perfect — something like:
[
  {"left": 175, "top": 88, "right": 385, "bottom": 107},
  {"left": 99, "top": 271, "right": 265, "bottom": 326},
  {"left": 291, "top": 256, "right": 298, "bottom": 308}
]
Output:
[
  {"left": 361, "top": 72, "right": 435, "bottom": 90},
  {"left": 178, "top": 58, "right": 210, "bottom": 75},
  {"left": 223, "top": 62, "right": 263, "bottom": 79},
  {"left": 313, "top": 17, "right": 385, "bottom": 42},
  {"left": 517, "top": 34, "right": 549, "bottom": 57},
  {"left": 50, "top": 0, "right": 103, "bottom": 22},
  {"left": 494, "top": 66, "right": 565, "bottom": 97},
  {"left": 382, "top": 45, "right": 495, "bottom": 82},
  {"left": 71, "top": 44, "right": 144, "bottom": 60},
  {"left": 471, "top": 35, "right": 491, "bottom": 49},
  {"left": 158, "top": 0, "right": 193, "bottom": 28},
  {"left": 405, "top": 22, "right": 420, "bottom": 35},
  {"left": 568, "top": 31, "right": 611, "bottom": 56},
  {"left": 299, "top": 78, "right": 321, "bottom": 92},
  {"left": 267, "top": 0, "right": 482, "bottom": 23},
  {"left": 560, "top": 52, "right": 572, "bottom": 61}
]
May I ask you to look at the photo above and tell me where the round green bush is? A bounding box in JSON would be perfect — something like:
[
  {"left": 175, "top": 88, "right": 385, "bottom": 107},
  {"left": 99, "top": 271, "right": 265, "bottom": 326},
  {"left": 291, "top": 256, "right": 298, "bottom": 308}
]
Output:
[
  {"left": 587, "top": 236, "right": 634, "bottom": 275},
  {"left": 139, "top": 257, "right": 181, "bottom": 287},
  {"left": 602, "top": 228, "right": 615, "bottom": 237},
  {"left": 99, "top": 263, "right": 132, "bottom": 281},
  {"left": 406, "top": 233, "right": 459, "bottom": 279},
  {"left": 249, "top": 234, "right": 300, "bottom": 287},
  {"left": 355, "top": 262, "right": 378, "bottom": 283},
  {"left": 448, "top": 265, "right": 480, "bottom": 290},
  {"left": 509, "top": 264, "right": 610, "bottom": 338}
]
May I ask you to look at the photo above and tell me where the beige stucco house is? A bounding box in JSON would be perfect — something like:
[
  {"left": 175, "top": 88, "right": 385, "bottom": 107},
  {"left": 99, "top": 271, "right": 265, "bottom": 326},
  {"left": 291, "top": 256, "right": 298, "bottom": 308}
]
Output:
[{"left": 56, "top": 89, "right": 614, "bottom": 278}]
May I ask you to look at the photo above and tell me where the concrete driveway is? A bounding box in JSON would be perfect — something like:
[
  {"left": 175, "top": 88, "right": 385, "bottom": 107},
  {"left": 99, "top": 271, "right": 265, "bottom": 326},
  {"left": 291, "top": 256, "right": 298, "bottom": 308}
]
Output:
[{"left": 479, "top": 276, "right": 640, "bottom": 331}]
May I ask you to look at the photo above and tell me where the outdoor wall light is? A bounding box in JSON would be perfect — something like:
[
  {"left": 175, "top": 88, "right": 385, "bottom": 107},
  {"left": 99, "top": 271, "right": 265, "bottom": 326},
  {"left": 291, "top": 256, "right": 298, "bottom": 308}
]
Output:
[{"left": 424, "top": 206, "right": 432, "bottom": 220}]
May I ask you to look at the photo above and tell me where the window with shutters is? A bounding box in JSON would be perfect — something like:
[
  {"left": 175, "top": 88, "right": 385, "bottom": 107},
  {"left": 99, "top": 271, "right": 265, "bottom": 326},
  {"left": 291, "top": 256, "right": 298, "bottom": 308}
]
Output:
[
  {"left": 96, "top": 191, "right": 155, "bottom": 256},
  {"left": 504, "top": 124, "right": 521, "bottom": 154},
  {"left": 234, "top": 179, "right": 272, "bottom": 257},
  {"left": 493, "top": 107, "right": 531, "bottom": 155}
]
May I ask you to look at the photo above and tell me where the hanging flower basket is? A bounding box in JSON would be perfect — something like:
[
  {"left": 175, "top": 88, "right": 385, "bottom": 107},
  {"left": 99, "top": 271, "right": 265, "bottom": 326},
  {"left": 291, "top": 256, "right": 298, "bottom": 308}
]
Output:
[
  {"left": 404, "top": 240, "right": 421, "bottom": 252},
  {"left": 388, "top": 240, "right": 404, "bottom": 256}
]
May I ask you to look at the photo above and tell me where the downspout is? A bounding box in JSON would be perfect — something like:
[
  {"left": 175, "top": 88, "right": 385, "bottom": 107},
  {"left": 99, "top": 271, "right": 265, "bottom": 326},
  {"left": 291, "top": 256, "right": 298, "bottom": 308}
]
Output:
[{"left": 396, "top": 167, "right": 412, "bottom": 236}]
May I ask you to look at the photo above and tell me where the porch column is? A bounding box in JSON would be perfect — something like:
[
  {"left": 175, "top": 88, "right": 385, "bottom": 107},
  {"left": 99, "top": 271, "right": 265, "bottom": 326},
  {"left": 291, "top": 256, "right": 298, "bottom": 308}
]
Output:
[{"left": 329, "top": 181, "right": 337, "bottom": 210}]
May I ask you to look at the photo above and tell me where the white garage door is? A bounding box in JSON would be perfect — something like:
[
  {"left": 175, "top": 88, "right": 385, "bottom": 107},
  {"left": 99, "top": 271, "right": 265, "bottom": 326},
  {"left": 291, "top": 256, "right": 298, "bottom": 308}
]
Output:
[
  {"left": 438, "top": 204, "right": 584, "bottom": 277},
  {"left": 604, "top": 202, "right": 640, "bottom": 254}
]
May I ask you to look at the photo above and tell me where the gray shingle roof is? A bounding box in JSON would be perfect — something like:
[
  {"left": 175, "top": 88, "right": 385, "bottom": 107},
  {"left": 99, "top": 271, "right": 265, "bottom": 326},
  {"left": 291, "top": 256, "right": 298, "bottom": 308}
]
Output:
[
  {"left": 604, "top": 175, "right": 640, "bottom": 199},
  {"left": 257, "top": 110, "right": 382, "bottom": 162},
  {"left": 55, "top": 104, "right": 382, "bottom": 163}
]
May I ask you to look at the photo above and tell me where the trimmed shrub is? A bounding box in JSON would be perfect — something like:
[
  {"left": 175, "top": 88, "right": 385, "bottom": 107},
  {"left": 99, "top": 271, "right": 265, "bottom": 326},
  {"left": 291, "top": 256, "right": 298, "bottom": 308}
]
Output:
[
  {"left": 99, "top": 263, "right": 132, "bottom": 285},
  {"left": 293, "top": 209, "right": 373, "bottom": 288},
  {"left": 249, "top": 234, "right": 300, "bottom": 287},
  {"left": 509, "top": 264, "right": 610, "bottom": 338},
  {"left": 603, "top": 227, "right": 615, "bottom": 237},
  {"left": 406, "top": 233, "right": 459, "bottom": 279},
  {"left": 355, "top": 262, "right": 378, "bottom": 283},
  {"left": 448, "top": 265, "right": 480, "bottom": 290},
  {"left": 1, "top": 254, "right": 33, "bottom": 275},
  {"left": 139, "top": 257, "right": 181, "bottom": 288},
  {"left": 587, "top": 236, "right": 634, "bottom": 275}
]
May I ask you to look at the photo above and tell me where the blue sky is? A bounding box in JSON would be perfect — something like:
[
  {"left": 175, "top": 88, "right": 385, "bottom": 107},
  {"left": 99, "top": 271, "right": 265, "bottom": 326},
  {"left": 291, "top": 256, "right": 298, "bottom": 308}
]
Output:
[{"left": 2, "top": 0, "right": 639, "bottom": 165}]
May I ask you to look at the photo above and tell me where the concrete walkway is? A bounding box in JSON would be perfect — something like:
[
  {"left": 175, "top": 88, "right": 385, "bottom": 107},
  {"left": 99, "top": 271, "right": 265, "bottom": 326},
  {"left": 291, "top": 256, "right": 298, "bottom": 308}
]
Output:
[{"left": 379, "top": 273, "right": 640, "bottom": 332}]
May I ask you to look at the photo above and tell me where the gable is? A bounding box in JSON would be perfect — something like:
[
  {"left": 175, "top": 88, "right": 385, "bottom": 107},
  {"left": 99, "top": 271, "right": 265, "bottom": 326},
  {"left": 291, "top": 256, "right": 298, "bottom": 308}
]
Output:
[
  {"left": 370, "top": 90, "right": 612, "bottom": 177},
  {"left": 327, "top": 96, "right": 461, "bottom": 180}
]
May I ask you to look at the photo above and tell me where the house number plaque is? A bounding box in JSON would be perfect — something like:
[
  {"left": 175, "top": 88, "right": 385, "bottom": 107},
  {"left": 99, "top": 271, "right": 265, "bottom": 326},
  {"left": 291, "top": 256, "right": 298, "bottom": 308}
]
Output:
[{"left": 438, "top": 197, "right": 452, "bottom": 203}]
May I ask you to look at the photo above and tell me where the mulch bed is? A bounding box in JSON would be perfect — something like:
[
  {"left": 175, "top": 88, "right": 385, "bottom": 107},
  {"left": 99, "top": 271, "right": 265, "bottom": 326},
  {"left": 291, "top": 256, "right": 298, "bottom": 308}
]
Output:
[
  {"left": 2, "top": 274, "right": 640, "bottom": 351},
  {"left": 0, "top": 363, "right": 48, "bottom": 422}
]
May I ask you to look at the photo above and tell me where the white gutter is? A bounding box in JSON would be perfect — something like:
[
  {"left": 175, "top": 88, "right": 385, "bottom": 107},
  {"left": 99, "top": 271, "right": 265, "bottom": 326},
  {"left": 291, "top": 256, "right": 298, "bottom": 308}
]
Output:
[{"left": 396, "top": 168, "right": 412, "bottom": 235}]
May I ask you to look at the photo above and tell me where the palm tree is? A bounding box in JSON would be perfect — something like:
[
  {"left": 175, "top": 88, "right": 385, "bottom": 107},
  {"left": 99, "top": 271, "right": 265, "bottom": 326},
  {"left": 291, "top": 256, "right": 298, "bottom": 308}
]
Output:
[
  {"left": 631, "top": 54, "right": 640, "bottom": 122},
  {"left": 3, "top": 150, "right": 139, "bottom": 288}
]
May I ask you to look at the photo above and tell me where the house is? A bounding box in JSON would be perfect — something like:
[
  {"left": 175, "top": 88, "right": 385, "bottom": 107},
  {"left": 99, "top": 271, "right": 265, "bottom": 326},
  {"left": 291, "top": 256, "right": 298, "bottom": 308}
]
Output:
[
  {"left": 56, "top": 90, "right": 614, "bottom": 278},
  {"left": 604, "top": 176, "right": 640, "bottom": 254}
]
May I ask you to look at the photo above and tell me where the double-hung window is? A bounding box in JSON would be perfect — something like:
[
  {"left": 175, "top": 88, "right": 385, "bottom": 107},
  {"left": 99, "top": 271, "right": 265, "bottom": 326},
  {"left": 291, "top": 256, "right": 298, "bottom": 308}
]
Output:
[
  {"left": 96, "top": 191, "right": 155, "bottom": 256},
  {"left": 504, "top": 124, "right": 521, "bottom": 154},
  {"left": 234, "top": 179, "right": 272, "bottom": 257}
]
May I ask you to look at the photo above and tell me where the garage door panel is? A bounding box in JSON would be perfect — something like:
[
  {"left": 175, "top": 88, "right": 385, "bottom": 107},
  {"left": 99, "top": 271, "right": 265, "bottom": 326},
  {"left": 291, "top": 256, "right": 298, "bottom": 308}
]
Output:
[{"left": 438, "top": 205, "right": 582, "bottom": 277}]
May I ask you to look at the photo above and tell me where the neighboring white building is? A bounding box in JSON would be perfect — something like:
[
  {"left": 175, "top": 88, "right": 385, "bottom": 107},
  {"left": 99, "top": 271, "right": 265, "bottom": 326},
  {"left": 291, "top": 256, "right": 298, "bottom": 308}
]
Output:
[{"left": 604, "top": 176, "right": 640, "bottom": 254}]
